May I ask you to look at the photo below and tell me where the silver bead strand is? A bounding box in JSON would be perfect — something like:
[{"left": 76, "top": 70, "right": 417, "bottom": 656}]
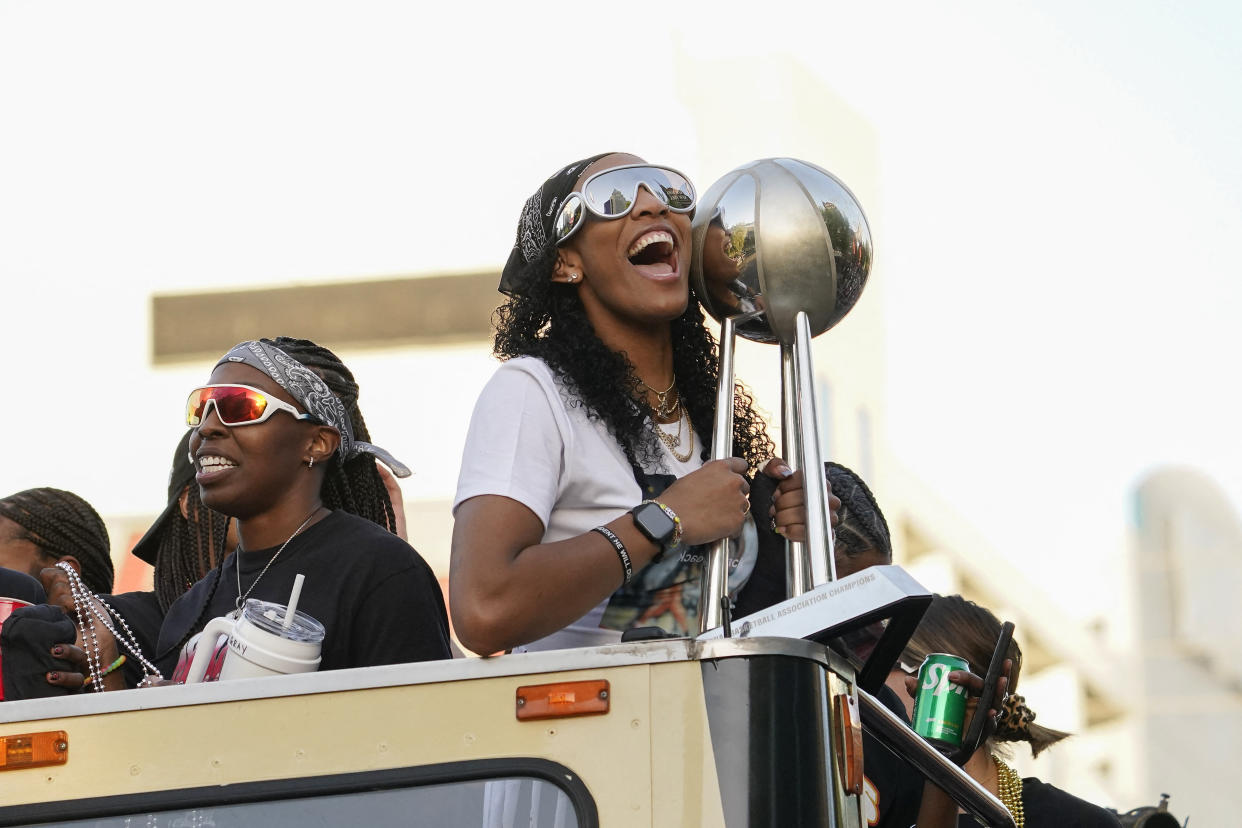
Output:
[
  {"left": 57, "top": 563, "right": 105, "bottom": 691},
  {"left": 55, "top": 562, "right": 162, "bottom": 687}
]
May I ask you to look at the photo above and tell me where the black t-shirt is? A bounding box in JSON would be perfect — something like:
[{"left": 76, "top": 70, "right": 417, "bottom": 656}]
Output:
[
  {"left": 105, "top": 589, "right": 166, "bottom": 686},
  {"left": 861, "top": 683, "right": 923, "bottom": 828},
  {"left": 959, "top": 777, "right": 1122, "bottom": 827},
  {"left": 153, "top": 510, "right": 451, "bottom": 677}
]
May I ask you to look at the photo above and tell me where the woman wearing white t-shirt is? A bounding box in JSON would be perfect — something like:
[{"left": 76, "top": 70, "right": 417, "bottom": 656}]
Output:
[{"left": 451, "top": 152, "right": 835, "bottom": 655}]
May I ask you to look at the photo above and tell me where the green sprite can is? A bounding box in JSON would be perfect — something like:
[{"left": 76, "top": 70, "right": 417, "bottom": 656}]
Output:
[{"left": 911, "top": 653, "right": 970, "bottom": 749}]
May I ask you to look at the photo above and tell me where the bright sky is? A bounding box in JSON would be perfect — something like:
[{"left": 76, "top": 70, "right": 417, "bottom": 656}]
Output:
[{"left": 2, "top": 1, "right": 1239, "bottom": 614}]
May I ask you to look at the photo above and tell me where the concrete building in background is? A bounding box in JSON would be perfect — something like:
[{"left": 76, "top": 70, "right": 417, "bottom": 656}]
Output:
[
  {"left": 96, "top": 53, "right": 1223, "bottom": 822},
  {"left": 1124, "top": 468, "right": 1242, "bottom": 823}
]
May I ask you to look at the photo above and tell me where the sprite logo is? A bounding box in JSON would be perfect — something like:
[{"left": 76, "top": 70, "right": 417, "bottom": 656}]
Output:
[
  {"left": 914, "top": 655, "right": 969, "bottom": 745},
  {"left": 922, "top": 662, "right": 968, "bottom": 698}
]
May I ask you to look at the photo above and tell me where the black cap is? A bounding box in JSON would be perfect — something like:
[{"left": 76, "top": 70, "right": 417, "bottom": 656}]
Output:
[
  {"left": 0, "top": 567, "right": 47, "bottom": 605},
  {"left": 130, "top": 431, "right": 196, "bottom": 565}
]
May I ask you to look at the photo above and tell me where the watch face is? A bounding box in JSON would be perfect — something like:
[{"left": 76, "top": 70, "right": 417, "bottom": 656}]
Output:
[{"left": 632, "top": 502, "right": 675, "bottom": 544}]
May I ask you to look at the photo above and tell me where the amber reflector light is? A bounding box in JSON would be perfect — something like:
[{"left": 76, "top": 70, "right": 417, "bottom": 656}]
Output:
[
  {"left": 834, "top": 693, "right": 864, "bottom": 795},
  {"left": 1, "top": 731, "right": 68, "bottom": 772},
  {"left": 516, "top": 679, "right": 610, "bottom": 721}
]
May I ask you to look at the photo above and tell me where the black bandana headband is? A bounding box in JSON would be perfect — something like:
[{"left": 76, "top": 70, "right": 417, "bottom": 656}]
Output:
[
  {"left": 216, "top": 340, "right": 412, "bottom": 478},
  {"left": 497, "top": 152, "right": 616, "bottom": 296}
]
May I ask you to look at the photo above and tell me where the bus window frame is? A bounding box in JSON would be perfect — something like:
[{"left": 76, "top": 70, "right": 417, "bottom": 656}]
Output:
[{"left": 0, "top": 757, "right": 598, "bottom": 828}]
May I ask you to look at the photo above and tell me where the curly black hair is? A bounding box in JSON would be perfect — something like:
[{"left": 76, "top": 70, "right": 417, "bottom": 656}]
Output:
[{"left": 493, "top": 245, "right": 774, "bottom": 472}]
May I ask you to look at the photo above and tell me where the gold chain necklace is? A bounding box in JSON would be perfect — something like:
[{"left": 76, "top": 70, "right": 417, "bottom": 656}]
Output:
[
  {"left": 655, "top": 410, "right": 694, "bottom": 463},
  {"left": 638, "top": 374, "right": 680, "bottom": 420},
  {"left": 994, "top": 757, "right": 1025, "bottom": 828}
]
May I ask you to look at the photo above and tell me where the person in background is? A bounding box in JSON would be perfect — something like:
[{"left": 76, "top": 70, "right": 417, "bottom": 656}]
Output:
[
  {"left": 906, "top": 595, "right": 1122, "bottom": 827},
  {"left": 0, "top": 488, "right": 114, "bottom": 595},
  {"left": 0, "top": 568, "right": 76, "bottom": 702}
]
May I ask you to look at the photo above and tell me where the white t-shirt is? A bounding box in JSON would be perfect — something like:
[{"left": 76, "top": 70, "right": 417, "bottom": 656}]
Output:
[{"left": 453, "top": 356, "right": 703, "bottom": 652}]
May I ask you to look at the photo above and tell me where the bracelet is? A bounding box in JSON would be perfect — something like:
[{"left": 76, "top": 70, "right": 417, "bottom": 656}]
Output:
[
  {"left": 83, "top": 654, "right": 126, "bottom": 686},
  {"left": 591, "top": 526, "right": 633, "bottom": 585},
  {"left": 646, "top": 499, "right": 683, "bottom": 548}
]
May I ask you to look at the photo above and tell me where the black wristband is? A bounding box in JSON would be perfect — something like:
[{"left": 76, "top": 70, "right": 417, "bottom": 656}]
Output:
[{"left": 591, "top": 526, "right": 633, "bottom": 585}]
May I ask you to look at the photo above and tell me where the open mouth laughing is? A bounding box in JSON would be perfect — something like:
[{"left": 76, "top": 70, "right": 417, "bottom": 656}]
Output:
[{"left": 627, "top": 229, "right": 679, "bottom": 278}]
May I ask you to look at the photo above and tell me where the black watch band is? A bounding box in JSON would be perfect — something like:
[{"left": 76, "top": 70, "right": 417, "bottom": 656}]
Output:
[{"left": 630, "top": 501, "right": 676, "bottom": 548}]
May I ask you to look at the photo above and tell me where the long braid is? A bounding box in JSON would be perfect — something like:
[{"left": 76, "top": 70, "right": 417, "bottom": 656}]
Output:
[
  {"left": 152, "top": 484, "right": 230, "bottom": 613},
  {"left": 263, "top": 337, "right": 397, "bottom": 532},
  {"left": 0, "top": 487, "right": 113, "bottom": 594}
]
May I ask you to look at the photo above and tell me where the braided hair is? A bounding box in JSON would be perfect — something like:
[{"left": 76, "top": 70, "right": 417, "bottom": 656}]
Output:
[
  {"left": 827, "top": 461, "right": 892, "bottom": 561},
  {"left": 0, "top": 487, "right": 113, "bottom": 594},
  {"left": 177, "top": 337, "right": 398, "bottom": 649},
  {"left": 264, "top": 337, "right": 397, "bottom": 532},
  {"left": 493, "top": 247, "right": 774, "bottom": 473},
  {"left": 152, "top": 483, "right": 230, "bottom": 613},
  {"left": 901, "top": 594, "right": 1071, "bottom": 758}
]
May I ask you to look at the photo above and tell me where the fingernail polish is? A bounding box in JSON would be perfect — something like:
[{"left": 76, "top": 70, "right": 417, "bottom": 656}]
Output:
[
  {"left": 52, "top": 645, "right": 64, "bottom": 657},
  {"left": 778, "top": 465, "right": 793, "bottom": 478},
  {"left": 48, "top": 672, "right": 60, "bottom": 682}
]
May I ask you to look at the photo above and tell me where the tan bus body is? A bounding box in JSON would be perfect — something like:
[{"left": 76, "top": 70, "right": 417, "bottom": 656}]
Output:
[{"left": 0, "top": 637, "right": 866, "bottom": 827}]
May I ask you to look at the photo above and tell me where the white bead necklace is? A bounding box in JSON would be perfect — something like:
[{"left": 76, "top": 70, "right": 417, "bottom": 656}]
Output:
[{"left": 56, "top": 562, "right": 163, "bottom": 688}]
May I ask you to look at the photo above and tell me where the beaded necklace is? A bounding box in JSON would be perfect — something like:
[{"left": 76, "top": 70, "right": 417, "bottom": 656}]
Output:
[
  {"left": 994, "top": 757, "right": 1025, "bottom": 828},
  {"left": 56, "top": 562, "right": 163, "bottom": 688}
]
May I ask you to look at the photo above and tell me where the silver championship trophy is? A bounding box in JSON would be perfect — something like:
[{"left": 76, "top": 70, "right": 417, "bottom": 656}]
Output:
[
  {"left": 691, "top": 158, "right": 928, "bottom": 690},
  {"left": 690, "top": 159, "right": 1016, "bottom": 828},
  {"left": 691, "top": 157, "right": 873, "bottom": 626}
]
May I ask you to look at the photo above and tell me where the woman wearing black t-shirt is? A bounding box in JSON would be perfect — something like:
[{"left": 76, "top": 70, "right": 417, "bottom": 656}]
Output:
[
  {"left": 40, "top": 337, "right": 451, "bottom": 690},
  {"left": 907, "top": 596, "right": 1121, "bottom": 828}
]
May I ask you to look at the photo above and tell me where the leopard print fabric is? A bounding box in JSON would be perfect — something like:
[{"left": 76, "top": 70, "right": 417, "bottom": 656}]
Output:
[{"left": 995, "top": 692, "right": 1037, "bottom": 741}]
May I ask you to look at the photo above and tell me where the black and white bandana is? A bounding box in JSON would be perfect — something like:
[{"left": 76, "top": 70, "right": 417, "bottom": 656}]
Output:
[
  {"left": 216, "top": 340, "right": 412, "bottom": 478},
  {"left": 497, "top": 152, "right": 615, "bottom": 296}
]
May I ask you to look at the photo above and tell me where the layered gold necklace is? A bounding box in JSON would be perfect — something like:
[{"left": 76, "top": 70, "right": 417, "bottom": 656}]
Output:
[
  {"left": 994, "top": 757, "right": 1025, "bottom": 828},
  {"left": 639, "top": 373, "right": 692, "bottom": 462},
  {"left": 638, "top": 374, "right": 680, "bottom": 420},
  {"left": 654, "top": 409, "right": 694, "bottom": 463}
]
